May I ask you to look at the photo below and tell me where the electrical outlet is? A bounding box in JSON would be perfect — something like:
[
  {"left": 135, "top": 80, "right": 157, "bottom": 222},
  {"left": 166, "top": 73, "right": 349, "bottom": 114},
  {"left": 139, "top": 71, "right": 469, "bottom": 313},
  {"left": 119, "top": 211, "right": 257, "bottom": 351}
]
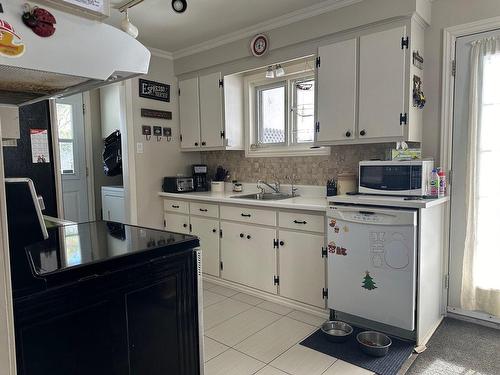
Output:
[{"left": 136, "top": 142, "right": 144, "bottom": 154}]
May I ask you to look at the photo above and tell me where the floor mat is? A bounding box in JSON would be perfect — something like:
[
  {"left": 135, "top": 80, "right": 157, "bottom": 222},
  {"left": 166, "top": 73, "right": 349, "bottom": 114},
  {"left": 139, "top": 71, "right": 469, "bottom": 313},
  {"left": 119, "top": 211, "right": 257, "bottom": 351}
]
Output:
[
  {"left": 300, "top": 326, "right": 414, "bottom": 375},
  {"left": 406, "top": 318, "right": 500, "bottom": 375}
]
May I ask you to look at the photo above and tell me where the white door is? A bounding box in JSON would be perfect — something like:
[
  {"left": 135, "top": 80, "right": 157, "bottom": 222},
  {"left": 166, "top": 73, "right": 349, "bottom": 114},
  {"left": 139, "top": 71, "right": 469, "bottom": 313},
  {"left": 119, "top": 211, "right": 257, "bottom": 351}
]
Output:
[
  {"left": 278, "top": 230, "right": 326, "bottom": 308},
  {"left": 179, "top": 77, "right": 201, "bottom": 149},
  {"left": 190, "top": 216, "right": 220, "bottom": 277},
  {"left": 358, "top": 26, "right": 406, "bottom": 139},
  {"left": 56, "top": 94, "right": 89, "bottom": 223},
  {"left": 221, "top": 221, "right": 277, "bottom": 294},
  {"left": 164, "top": 212, "right": 190, "bottom": 234},
  {"left": 316, "top": 38, "right": 357, "bottom": 143},
  {"left": 448, "top": 30, "right": 500, "bottom": 321},
  {"left": 199, "top": 72, "right": 224, "bottom": 148}
]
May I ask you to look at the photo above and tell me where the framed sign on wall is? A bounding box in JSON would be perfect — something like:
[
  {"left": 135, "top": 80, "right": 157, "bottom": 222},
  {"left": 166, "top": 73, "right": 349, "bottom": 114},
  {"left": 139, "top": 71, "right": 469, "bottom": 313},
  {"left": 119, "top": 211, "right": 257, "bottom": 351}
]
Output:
[
  {"left": 139, "top": 79, "right": 170, "bottom": 102},
  {"left": 39, "top": 0, "right": 110, "bottom": 19}
]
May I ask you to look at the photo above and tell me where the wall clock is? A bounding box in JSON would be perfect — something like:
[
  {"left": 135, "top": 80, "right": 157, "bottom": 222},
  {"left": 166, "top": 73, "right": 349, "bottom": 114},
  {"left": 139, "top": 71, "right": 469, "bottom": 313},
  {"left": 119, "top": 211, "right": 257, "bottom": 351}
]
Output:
[{"left": 250, "top": 34, "right": 269, "bottom": 57}]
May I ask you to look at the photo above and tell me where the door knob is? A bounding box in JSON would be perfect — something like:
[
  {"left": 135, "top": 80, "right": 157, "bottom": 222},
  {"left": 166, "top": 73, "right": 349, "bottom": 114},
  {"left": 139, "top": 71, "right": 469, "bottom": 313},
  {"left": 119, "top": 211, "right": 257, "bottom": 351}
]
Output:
[
  {"left": 360, "top": 129, "right": 366, "bottom": 136},
  {"left": 345, "top": 131, "right": 351, "bottom": 137},
  {"left": 246, "top": 235, "right": 251, "bottom": 240},
  {"left": 194, "top": 142, "right": 199, "bottom": 146},
  {"left": 240, "top": 233, "right": 244, "bottom": 238},
  {"left": 201, "top": 141, "right": 206, "bottom": 146},
  {"left": 183, "top": 223, "right": 188, "bottom": 228},
  {"left": 212, "top": 229, "right": 217, "bottom": 233},
  {"left": 279, "top": 240, "right": 284, "bottom": 246}
]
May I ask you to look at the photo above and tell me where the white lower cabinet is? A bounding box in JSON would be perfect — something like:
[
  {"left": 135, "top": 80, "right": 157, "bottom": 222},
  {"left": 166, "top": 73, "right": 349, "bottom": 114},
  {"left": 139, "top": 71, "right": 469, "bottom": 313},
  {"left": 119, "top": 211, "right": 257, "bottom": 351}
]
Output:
[
  {"left": 278, "top": 230, "right": 326, "bottom": 308},
  {"left": 190, "top": 216, "right": 220, "bottom": 277},
  {"left": 164, "top": 212, "right": 190, "bottom": 234},
  {"left": 220, "top": 221, "right": 277, "bottom": 294}
]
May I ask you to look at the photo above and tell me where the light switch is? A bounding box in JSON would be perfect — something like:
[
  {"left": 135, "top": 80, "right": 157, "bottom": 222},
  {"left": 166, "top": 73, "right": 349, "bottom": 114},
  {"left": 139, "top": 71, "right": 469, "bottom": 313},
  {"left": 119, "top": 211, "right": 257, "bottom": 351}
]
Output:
[{"left": 136, "top": 142, "right": 144, "bottom": 154}]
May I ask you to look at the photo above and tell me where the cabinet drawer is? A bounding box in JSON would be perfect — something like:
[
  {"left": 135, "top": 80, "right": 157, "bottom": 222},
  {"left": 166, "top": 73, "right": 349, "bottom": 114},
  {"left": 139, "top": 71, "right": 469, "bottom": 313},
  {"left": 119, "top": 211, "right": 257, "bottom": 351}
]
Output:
[
  {"left": 164, "top": 199, "right": 189, "bottom": 214},
  {"left": 190, "top": 201, "right": 219, "bottom": 218},
  {"left": 220, "top": 205, "right": 276, "bottom": 226},
  {"left": 279, "top": 211, "right": 324, "bottom": 233}
]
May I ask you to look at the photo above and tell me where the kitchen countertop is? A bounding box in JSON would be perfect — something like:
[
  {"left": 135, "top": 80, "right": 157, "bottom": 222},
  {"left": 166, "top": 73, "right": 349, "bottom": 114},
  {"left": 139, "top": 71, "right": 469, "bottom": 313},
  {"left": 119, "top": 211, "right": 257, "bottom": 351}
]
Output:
[
  {"left": 328, "top": 194, "right": 449, "bottom": 209},
  {"left": 158, "top": 191, "right": 329, "bottom": 212}
]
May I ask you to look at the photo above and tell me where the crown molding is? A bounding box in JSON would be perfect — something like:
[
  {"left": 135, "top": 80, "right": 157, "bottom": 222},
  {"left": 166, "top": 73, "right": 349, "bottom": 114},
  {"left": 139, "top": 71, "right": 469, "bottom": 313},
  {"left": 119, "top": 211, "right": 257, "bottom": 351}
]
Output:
[
  {"left": 172, "top": 0, "right": 365, "bottom": 59},
  {"left": 148, "top": 47, "right": 174, "bottom": 60}
]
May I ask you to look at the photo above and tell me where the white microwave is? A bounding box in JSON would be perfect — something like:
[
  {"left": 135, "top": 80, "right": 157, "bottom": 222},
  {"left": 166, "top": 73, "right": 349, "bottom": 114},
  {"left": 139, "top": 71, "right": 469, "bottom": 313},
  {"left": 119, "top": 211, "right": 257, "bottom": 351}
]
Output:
[{"left": 358, "top": 160, "right": 434, "bottom": 196}]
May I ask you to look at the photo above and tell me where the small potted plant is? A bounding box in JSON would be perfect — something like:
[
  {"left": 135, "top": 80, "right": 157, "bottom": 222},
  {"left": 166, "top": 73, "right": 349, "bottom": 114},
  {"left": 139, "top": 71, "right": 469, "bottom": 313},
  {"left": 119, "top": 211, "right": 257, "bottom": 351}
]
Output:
[{"left": 211, "top": 166, "right": 229, "bottom": 193}]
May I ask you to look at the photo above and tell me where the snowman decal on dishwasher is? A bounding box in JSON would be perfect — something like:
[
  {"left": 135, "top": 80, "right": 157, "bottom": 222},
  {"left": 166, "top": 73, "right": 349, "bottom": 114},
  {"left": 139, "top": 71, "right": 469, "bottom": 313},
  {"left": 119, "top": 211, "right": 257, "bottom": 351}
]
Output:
[{"left": 369, "top": 231, "right": 410, "bottom": 271}]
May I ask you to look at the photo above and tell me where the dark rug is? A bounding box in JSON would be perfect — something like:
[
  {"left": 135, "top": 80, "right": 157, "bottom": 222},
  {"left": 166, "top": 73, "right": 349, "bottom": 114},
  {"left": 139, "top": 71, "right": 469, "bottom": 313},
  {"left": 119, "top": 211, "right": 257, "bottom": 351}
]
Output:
[
  {"left": 300, "top": 326, "right": 415, "bottom": 375},
  {"left": 406, "top": 318, "right": 500, "bottom": 375}
]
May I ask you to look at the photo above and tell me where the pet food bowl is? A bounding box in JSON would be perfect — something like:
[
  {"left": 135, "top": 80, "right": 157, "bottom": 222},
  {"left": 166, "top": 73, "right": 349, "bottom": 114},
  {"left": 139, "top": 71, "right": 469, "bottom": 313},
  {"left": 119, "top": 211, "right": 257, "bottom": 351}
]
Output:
[
  {"left": 320, "top": 321, "right": 353, "bottom": 343},
  {"left": 356, "top": 331, "right": 392, "bottom": 357}
]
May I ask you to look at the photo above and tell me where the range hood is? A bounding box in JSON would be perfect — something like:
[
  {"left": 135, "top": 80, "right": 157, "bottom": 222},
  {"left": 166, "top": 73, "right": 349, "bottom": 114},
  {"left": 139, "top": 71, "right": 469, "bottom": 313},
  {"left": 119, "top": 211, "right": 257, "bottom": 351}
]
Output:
[{"left": 0, "top": 1, "right": 150, "bottom": 105}]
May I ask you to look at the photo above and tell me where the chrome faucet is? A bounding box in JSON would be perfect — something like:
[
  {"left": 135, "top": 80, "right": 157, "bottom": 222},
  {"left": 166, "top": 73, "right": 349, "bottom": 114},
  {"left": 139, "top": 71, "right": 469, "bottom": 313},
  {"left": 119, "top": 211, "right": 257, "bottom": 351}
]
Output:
[
  {"left": 257, "top": 179, "right": 280, "bottom": 194},
  {"left": 286, "top": 175, "right": 299, "bottom": 197}
]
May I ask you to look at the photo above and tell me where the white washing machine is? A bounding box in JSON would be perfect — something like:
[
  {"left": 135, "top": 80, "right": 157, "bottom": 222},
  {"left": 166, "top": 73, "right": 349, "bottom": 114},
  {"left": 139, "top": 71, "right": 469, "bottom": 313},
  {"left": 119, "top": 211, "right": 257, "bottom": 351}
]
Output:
[{"left": 327, "top": 205, "right": 417, "bottom": 331}]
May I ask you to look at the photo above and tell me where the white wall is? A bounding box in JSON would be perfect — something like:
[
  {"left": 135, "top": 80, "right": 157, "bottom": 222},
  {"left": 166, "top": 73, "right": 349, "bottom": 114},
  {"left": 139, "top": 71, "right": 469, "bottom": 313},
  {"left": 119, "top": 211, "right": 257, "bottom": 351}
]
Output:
[
  {"left": 422, "top": 0, "right": 500, "bottom": 162},
  {"left": 127, "top": 55, "right": 200, "bottom": 229}
]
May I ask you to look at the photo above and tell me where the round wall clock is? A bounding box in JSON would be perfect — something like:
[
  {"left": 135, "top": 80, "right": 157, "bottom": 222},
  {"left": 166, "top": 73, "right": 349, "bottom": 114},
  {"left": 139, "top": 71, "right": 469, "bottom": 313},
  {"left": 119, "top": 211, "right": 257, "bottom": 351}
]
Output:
[{"left": 250, "top": 34, "right": 269, "bottom": 57}]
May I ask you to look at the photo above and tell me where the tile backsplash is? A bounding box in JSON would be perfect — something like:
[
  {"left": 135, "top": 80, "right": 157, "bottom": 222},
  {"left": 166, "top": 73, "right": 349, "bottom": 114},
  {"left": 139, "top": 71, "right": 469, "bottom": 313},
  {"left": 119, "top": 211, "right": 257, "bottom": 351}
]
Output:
[{"left": 200, "top": 143, "right": 394, "bottom": 186}]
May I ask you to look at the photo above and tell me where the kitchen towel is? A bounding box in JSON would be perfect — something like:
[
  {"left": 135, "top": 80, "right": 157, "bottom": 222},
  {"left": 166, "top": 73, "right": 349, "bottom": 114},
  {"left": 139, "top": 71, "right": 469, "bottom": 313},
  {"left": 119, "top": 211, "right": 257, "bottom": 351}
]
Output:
[{"left": 300, "top": 326, "right": 414, "bottom": 375}]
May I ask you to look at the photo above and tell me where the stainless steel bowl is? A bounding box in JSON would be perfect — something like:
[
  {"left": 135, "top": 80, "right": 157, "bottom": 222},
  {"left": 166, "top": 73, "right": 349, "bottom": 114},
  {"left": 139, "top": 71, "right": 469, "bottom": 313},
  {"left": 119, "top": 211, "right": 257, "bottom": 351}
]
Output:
[
  {"left": 320, "top": 321, "right": 353, "bottom": 343},
  {"left": 356, "top": 331, "right": 392, "bottom": 357}
]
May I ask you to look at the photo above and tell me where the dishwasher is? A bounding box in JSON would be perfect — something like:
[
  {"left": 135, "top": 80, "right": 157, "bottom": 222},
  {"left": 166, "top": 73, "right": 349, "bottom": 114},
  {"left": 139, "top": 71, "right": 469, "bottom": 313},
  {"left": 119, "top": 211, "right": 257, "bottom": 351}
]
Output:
[{"left": 327, "top": 205, "right": 417, "bottom": 331}]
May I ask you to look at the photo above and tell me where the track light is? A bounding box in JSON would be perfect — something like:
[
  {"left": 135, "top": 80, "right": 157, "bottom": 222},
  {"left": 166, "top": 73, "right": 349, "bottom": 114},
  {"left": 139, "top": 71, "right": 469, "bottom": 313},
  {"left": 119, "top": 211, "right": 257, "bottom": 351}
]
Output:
[
  {"left": 275, "top": 64, "right": 285, "bottom": 77},
  {"left": 266, "top": 66, "right": 274, "bottom": 79},
  {"left": 121, "top": 8, "right": 139, "bottom": 38},
  {"left": 172, "top": 0, "right": 187, "bottom": 13}
]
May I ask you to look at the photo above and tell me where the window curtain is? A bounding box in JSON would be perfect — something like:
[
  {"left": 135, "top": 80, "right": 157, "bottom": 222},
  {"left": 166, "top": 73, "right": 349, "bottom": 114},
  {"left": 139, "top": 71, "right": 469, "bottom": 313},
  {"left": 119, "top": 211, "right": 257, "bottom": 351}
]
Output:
[{"left": 461, "top": 37, "right": 500, "bottom": 317}]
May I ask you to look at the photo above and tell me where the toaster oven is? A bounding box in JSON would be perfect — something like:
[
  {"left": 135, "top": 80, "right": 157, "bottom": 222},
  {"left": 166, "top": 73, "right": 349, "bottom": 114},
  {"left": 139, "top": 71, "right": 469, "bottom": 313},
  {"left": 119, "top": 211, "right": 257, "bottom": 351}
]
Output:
[{"left": 162, "top": 177, "right": 194, "bottom": 193}]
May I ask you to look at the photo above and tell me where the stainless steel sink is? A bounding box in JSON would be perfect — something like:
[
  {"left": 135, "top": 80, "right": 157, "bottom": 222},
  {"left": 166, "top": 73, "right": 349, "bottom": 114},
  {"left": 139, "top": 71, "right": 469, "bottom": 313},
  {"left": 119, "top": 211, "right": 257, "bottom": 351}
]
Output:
[{"left": 231, "top": 192, "right": 293, "bottom": 201}]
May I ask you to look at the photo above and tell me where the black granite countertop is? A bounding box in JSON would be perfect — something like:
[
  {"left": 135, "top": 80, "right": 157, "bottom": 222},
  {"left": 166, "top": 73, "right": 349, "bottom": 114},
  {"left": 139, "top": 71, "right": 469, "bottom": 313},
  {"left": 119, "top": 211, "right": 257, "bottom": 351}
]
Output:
[{"left": 25, "top": 221, "right": 199, "bottom": 282}]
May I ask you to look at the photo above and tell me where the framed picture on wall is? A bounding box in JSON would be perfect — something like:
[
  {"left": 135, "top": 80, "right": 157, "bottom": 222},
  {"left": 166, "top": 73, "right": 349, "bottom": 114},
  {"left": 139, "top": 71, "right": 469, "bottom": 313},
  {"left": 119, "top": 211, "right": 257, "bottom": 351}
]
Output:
[{"left": 138, "top": 79, "right": 170, "bottom": 102}]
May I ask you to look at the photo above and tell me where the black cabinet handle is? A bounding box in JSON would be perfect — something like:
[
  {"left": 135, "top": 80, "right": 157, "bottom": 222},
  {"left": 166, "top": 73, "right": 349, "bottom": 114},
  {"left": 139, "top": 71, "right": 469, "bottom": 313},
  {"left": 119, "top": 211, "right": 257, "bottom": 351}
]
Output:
[
  {"left": 183, "top": 223, "right": 188, "bottom": 228},
  {"left": 293, "top": 220, "right": 307, "bottom": 224},
  {"left": 241, "top": 213, "right": 251, "bottom": 217},
  {"left": 201, "top": 141, "right": 206, "bottom": 146},
  {"left": 279, "top": 240, "right": 284, "bottom": 246},
  {"left": 212, "top": 229, "right": 217, "bottom": 233},
  {"left": 194, "top": 142, "right": 199, "bottom": 146},
  {"left": 360, "top": 129, "right": 366, "bottom": 136},
  {"left": 246, "top": 235, "right": 251, "bottom": 240},
  {"left": 172, "top": 205, "right": 180, "bottom": 208},
  {"left": 240, "top": 233, "right": 244, "bottom": 238},
  {"left": 199, "top": 208, "right": 208, "bottom": 212},
  {"left": 345, "top": 131, "right": 351, "bottom": 137}
]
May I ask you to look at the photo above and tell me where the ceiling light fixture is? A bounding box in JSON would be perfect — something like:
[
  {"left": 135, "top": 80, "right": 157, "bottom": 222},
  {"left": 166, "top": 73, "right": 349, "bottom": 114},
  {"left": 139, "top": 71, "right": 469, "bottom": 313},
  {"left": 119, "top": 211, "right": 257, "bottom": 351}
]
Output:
[
  {"left": 266, "top": 66, "right": 274, "bottom": 79},
  {"left": 172, "top": 0, "right": 188, "bottom": 13},
  {"left": 121, "top": 8, "right": 139, "bottom": 38},
  {"left": 275, "top": 64, "right": 285, "bottom": 77}
]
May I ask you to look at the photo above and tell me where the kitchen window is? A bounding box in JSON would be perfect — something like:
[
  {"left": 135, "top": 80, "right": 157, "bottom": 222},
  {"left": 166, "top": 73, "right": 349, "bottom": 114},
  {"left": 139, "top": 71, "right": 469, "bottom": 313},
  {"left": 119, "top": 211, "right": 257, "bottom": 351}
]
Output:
[
  {"left": 56, "top": 102, "right": 76, "bottom": 174},
  {"left": 246, "top": 62, "right": 329, "bottom": 157}
]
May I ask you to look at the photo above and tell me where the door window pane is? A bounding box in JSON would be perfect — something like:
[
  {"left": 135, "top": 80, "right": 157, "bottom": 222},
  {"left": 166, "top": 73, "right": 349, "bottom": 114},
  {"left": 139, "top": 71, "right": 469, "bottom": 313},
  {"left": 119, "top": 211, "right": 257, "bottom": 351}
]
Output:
[
  {"left": 59, "top": 142, "right": 75, "bottom": 174},
  {"left": 258, "top": 84, "right": 286, "bottom": 144},
  {"left": 56, "top": 103, "right": 74, "bottom": 140}
]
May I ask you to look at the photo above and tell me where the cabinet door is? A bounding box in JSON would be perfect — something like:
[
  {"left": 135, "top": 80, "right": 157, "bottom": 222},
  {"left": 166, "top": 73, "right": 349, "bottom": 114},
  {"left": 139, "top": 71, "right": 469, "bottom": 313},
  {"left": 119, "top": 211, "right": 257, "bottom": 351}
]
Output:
[
  {"left": 221, "top": 222, "right": 277, "bottom": 294},
  {"left": 279, "top": 230, "right": 326, "bottom": 308},
  {"left": 316, "top": 38, "right": 357, "bottom": 142},
  {"left": 164, "top": 213, "right": 190, "bottom": 234},
  {"left": 190, "top": 216, "right": 220, "bottom": 277},
  {"left": 102, "top": 193, "right": 125, "bottom": 222},
  {"left": 179, "top": 77, "right": 201, "bottom": 149},
  {"left": 358, "top": 26, "right": 406, "bottom": 139},
  {"left": 199, "top": 72, "right": 224, "bottom": 148}
]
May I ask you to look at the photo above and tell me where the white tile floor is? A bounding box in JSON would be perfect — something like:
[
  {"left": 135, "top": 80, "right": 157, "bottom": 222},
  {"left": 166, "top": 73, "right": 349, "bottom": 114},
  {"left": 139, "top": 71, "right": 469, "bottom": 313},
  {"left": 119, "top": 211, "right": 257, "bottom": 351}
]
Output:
[{"left": 202, "top": 281, "right": 374, "bottom": 375}]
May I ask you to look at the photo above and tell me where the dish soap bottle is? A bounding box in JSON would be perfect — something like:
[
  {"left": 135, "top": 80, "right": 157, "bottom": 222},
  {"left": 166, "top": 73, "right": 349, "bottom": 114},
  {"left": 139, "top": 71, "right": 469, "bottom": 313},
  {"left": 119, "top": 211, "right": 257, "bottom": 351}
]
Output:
[
  {"left": 429, "top": 168, "right": 439, "bottom": 197},
  {"left": 438, "top": 168, "right": 446, "bottom": 197}
]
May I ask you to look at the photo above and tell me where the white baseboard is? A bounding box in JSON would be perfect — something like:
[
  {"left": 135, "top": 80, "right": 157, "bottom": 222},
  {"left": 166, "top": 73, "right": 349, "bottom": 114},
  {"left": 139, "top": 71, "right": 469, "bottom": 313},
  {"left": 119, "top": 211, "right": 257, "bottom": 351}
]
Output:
[{"left": 203, "top": 274, "right": 329, "bottom": 318}]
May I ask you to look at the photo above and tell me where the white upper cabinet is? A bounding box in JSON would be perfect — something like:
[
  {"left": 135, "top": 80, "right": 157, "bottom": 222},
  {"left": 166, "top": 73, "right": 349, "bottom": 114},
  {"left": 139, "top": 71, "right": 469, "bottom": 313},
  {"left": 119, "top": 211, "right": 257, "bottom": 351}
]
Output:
[
  {"left": 200, "top": 72, "right": 224, "bottom": 148},
  {"left": 179, "top": 73, "right": 244, "bottom": 151},
  {"left": 315, "top": 21, "right": 423, "bottom": 145},
  {"left": 316, "top": 38, "right": 357, "bottom": 143},
  {"left": 358, "top": 26, "right": 406, "bottom": 140},
  {"left": 179, "top": 77, "right": 201, "bottom": 149}
]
